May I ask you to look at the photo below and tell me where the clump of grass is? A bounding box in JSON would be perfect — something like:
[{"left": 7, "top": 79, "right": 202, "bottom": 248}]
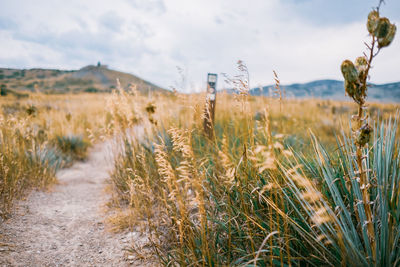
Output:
[
  {"left": 0, "top": 91, "right": 110, "bottom": 219},
  {"left": 0, "top": 115, "right": 61, "bottom": 219},
  {"left": 53, "top": 135, "right": 89, "bottom": 163}
]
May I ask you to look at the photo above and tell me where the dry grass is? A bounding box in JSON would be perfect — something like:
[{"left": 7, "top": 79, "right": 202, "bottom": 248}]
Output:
[
  {"left": 1, "top": 78, "right": 398, "bottom": 265},
  {"left": 0, "top": 93, "right": 110, "bottom": 218},
  {"left": 108, "top": 9, "right": 399, "bottom": 263},
  {"left": 108, "top": 87, "right": 399, "bottom": 266},
  {"left": 1, "top": 5, "right": 398, "bottom": 264}
]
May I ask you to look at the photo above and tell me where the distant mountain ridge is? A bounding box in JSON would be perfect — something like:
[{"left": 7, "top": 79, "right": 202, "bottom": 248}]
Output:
[
  {"left": 249, "top": 79, "right": 400, "bottom": 102},
  {"left": 2, "top": 65, "right": 399, "bottom": 101},
  {"left": 0, "top": 64, "right": 167, "bottom": 94}
]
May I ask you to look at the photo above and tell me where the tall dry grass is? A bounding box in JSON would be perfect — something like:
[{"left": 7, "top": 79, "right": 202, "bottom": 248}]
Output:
[
  {"left": 108, "top": 83, "right": 399, "bottom": 265},
  {"left": 0, "top": 93, "right": 109, "bottom": 218},
  {"left": 108, "top": 6, "right": 399, "bottom": 263}
]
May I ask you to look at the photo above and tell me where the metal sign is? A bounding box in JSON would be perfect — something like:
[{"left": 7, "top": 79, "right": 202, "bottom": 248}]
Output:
[
  {"left": 207, "top": 73, "right": 217, "bottom": 100},
  {"left": 204, "top": 73, "right": 217, "bottom": 138}
]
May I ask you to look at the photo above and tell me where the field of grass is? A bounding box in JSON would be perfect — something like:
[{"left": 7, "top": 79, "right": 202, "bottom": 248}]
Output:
[
  {"left": 1, "top": 3, "right": 399, "bottom": 265},
  {"left": 0, "top": 88, "right": 167, "bottom": 219},
  {"left": 1, "top": 79, "right": 399, "bottom": 265},
  {"left": 103, "top": 8, "right": 400, "bottom": 265},
  {"left": 106, "top": 88, "right": 399, "bottom": 266}
]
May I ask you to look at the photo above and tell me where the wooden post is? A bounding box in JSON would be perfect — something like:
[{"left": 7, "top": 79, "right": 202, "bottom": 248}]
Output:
[{"left": 204, "top": 73, "right": 217, "bottom": 139}]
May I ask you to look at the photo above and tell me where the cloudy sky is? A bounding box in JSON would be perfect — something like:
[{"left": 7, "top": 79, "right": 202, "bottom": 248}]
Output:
[{"left": 0, "top": 0, "right": 399, "bottom": 92}]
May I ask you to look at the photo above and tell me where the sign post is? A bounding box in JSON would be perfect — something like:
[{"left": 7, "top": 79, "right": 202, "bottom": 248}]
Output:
[
  {"left": 0, "top": 84, "right": 7, "bottom": 96},
  {"left": 204, "top": 73, "right": 217, "bottom": 139}
]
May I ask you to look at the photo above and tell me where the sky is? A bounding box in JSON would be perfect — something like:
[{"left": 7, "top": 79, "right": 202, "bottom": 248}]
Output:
[{"left": 0, "top": 0, "right": 399, "bottom": 92}]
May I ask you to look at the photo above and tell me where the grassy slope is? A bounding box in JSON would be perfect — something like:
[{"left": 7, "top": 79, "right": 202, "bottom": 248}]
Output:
[{"left": 0, "top": 65, "right": 167, "bottom": 94}]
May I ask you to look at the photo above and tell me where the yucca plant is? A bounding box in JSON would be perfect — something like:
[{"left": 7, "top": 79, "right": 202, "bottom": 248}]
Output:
[
  {"left": 271, "top": 116, "right": 400, "bottom": 266},
  {"left": 268, "top": 1, "right": 399, "bottom": 266},
  {"left": 340, "top": 3, "right": 396, "bottom": 252}
]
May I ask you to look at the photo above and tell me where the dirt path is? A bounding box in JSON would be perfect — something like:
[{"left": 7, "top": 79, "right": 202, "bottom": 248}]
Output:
[{"left": 0, "top": 141, "right": 150, "bottom": 266}]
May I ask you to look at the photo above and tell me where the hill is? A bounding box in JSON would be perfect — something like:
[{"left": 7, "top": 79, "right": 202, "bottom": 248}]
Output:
[
  {"left": 0, "top": 64, "right": 167, "bottom": 94},
  {"left": 249, "top": 79, "right": 400, "bottom": 102}
]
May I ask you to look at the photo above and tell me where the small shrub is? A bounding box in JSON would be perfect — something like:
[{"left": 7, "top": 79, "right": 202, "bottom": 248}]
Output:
[
  {"left": 53, "top": 135, "right": 89, "bottom": 162},
  {"left": 84, "top": 87, "right": 100, "bottom": 93}
]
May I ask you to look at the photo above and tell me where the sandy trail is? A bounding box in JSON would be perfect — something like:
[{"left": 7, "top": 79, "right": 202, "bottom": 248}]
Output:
[{"left": 0, "top": 141, "right": 148, "bottom": 266}]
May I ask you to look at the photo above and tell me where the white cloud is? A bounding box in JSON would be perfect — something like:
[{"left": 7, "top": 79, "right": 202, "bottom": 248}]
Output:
[{"left": 0, "top": 0, "right": 399, "bottom": 92}]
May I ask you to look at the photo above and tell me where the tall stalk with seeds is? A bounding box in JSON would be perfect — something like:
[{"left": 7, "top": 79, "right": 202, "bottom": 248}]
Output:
[{"left": 340, "top": 0, "right": 396, "bottom": 256}]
